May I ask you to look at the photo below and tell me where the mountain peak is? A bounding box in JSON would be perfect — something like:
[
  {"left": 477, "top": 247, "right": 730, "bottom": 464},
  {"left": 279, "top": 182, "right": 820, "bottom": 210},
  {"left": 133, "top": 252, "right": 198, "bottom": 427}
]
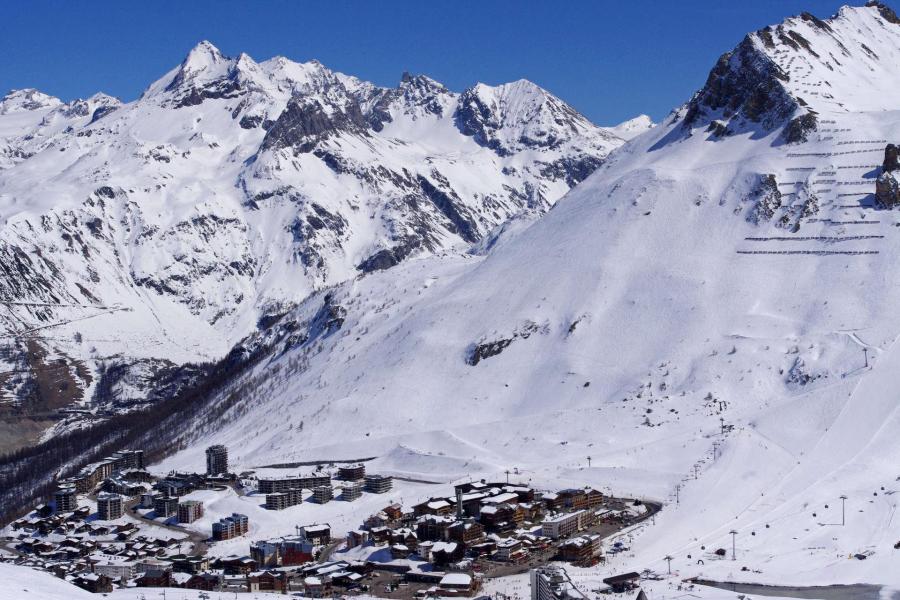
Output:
[
  {"left": 455, "top": 78, "right": 602, "bottom": 155},
  {"left": 0, "top": 88, "right": 62, "bottom": 114},
  {"left": 182, "top": 40, "right": 226, "bottom": 70},
  {"left": 606, "top": 114, "right": 655, "bottom": 140},
  {"left": 679, "top": 2, "right": 900, "bottom": 145}
]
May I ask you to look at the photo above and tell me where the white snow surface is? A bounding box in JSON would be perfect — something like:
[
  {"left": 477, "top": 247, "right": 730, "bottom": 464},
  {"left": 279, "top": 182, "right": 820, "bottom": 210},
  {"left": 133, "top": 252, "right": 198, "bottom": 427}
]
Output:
[
  {"left": 151, "top": 3, "right": 900, "bottom": 591},
  {"left": 0, "top": 40, "right": 627, "bottom": 375},
  {"left": 5, "top": 2, "right": 900, "bottom": 597}
]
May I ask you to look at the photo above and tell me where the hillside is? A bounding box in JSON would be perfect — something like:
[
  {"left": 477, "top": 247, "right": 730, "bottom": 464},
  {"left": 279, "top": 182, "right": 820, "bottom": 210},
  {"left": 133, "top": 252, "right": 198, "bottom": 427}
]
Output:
[
  {"left": 0, "top": 43, "right": 636, "bottom": 440},
  {"left": 148, "top": 2, "right": 900, "bottom": 589}
]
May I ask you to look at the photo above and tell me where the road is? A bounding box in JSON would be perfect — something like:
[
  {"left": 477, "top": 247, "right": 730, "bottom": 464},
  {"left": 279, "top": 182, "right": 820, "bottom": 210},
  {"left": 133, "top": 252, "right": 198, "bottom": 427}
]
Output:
[
  {"left": 479, "top": 500, "right": 662, "bottom": 580},
  {"left": 126, "top": 496, "right": 208, "bottom": 555}
]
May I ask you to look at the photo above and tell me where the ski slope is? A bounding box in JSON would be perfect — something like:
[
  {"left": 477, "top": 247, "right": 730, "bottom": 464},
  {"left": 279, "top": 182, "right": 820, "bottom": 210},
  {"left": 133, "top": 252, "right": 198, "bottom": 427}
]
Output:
[{"left": 152, "top": 3, "right": 900, "bottom": 590}]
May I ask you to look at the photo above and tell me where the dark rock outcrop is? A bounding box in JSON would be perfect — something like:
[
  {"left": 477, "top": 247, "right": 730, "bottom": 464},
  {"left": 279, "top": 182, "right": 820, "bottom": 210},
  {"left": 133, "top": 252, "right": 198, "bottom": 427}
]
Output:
[
  {"left": 876, "top": 171, "right": 899, "bottom": 207},
  {"left": 784, "top": 112, "right": 818, "bottom": 144},
  {"left": 261, "top": 97, "right": 368, "bottom": 154},
  {"left": 684, "top": 35, "right": 796, "bottom": 135},
  {"left": 867, "top": 1, "right": 900, "bottom": 24},
  {"left": 883, "top": 143, "right": 899, "bottom": 173},
  {"left": 745, "top": 174, "right": 783, "bottom": 224},
  {"left": 877, "top": 144, "right": 900, "bottom": 208}
]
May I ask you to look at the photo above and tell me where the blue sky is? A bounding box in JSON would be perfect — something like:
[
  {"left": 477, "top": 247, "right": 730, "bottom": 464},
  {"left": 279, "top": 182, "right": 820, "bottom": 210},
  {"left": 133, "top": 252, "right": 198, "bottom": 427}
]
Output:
[{"left": 1, "top": 0, "right": 851, "bottom": 125}]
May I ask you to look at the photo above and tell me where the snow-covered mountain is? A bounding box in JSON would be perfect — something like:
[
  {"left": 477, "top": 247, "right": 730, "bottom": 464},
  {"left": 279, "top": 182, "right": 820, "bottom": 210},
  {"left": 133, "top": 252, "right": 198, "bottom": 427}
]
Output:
[
  {"left": 0, "top": 43, "right": 634, "bottom": 418},
  {"left": 143, "top": 2, "right": 900, "bottom": 588}
]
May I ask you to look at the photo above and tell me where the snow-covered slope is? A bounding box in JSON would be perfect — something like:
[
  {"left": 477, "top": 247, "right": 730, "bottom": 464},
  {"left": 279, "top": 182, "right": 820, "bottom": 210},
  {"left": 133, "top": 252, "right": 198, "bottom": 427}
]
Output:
[
  {"left": 0, "top": 43, "right": 629, "bottom": 413},
  {"left": 607, "top": 114, "right": 655, "bottom": 140},
  {"left": 153, "top": 2, "right": 900, "bottom": 589}
]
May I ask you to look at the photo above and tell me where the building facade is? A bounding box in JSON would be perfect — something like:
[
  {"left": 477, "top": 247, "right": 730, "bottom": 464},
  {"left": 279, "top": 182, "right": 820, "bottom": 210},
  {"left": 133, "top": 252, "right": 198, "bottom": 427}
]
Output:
[
  {"left": 205, "top": 445, "right": 228, "bottom": 475},
  {"left": 364, "top": 474, "right": 393, "bottom": 493},
  {"left": 178, "top": 500, "right": 204, "bottom": 523},
  {"left": 97, "top": 493, "right": 124, "bottom": 521}
]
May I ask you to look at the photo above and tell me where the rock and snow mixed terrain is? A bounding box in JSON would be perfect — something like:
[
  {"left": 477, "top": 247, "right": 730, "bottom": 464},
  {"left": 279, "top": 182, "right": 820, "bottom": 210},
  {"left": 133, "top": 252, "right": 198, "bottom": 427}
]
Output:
[
  {"left": 155, "top": 1, "right": 900, "bottom": 592},
  {"left": 5, "top": 1, "right": 900, "bottom": 598},
  {"left": 0, "top": 40, "right": 635, "bottom": 421}
]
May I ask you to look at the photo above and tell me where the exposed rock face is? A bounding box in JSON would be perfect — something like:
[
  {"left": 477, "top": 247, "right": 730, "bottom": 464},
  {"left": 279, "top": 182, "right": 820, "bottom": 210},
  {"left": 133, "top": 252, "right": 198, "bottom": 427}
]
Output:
[
  {"left": 877, "top": 144, "right": 900, "bottom": 208},
  {"left": 261, "top": 96, "right": 368, "bottom": 154},
  {"left": 877, "top": 171, "right": 900, "bottom": 207},
  {"left": 867, "top": 1, "right": 900, "bottom": 24},
  {"left": 681, "top": 3, "right": 900, "bottom": 144},
  {"left": 884, "top": 143, "right": 900, "bottom": 173},
  {"left": 784, "top": 112, "right": 818, "bottom": 144},
  {"left": 0, "top": 41, "right": 630, "bottom": 387},
  {"left": 454, "top": 80, "right": 619, "bottom": 157},
  {"left": 684, "top": 36, "right": 797, "bottom": 136},
  {"left": 745, "top": 174, "right": 784, "bottom": 224}
]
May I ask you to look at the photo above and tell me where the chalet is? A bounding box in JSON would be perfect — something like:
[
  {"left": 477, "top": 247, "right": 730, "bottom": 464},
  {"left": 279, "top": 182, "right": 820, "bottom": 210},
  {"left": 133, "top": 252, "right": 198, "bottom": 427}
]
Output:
[
  {"left": 136, "top": 569, "right": 172, "bottom": 587},
  {"left": 304, "top": 575, "right": 333, "bottom": 598},
  {"left": 519, "top": 501, "right": 544, "bottom": 523},
  {"left": 478, "top": 503, "right": 522, "bottom": 532},
  {"left": 495, "top": 538, "right": 527, "bottom": 562},
  {"left": 585, "top": 488, "right": 604, "bottom": 508},
  {"left": 384, "top": 503, "right": 404, "bottom": 520},
  {"left": 413, "top": 498, "right": 453, "bottom": 517},
  {"left": 216, "top": 555, "right": 256, "bottom": 575},
  {"left": 171, "top": 555, "right": 210, "bottom": 574},
  {"left": 417, "top": 515, "right": 454, "bottom": 541},
  {"left": 390, "top": 544, "right": 410, "bottom": 559},
  {"left": 417, "top": 540, "right": 434, "bottom": 561},
  {"left": 248, "top": 570, "right": 289, "bottom": 593},
  {"left": 558, "top": 489, "right": 588, "bottom": 511},
  {"left": 447, "top": 521, "right": 484, "bottom": 546},
  {"left": 346, "top": 530, "right": 369, "bottom": 548},
  {"left": 364, "top": 512, "right": 389, "bottom": 529},
  {"left": 369, "top": 526, "right": 392, "bottom": 545},
  {"left": 558, "top": 534, "right": 602, "bottom": 564},
  {"left": 481, "top": 492, "right": 520, "bottom": 508},
  {"left": 72, "top": 573, "right": 113, "bottom": 593},
  {"left": 184, "top": 573, "right": 221, "bottom": 590},
  {"left": 454, "top": 481, "right": 489, "bottom": 494},
  {"left": 301, "top": 523, "right": 331, "bottom": 545},
  {"left": 331, "top": 570, "right": 365, "bottom": 588},
  {"left": 504, "top": 485, "right": 536, "bottom": 502},
  {"left": 388, "top": 528, "right": 418, "bottom": 550},
  {"left": 542, "top": 492, "right": 563, "bottom": 512},
  {"left": 430, "top": 541, "right": 464, "bottom": 565},
  {"left": 469, "top": 540, "right": 497, "bottom": 556}
]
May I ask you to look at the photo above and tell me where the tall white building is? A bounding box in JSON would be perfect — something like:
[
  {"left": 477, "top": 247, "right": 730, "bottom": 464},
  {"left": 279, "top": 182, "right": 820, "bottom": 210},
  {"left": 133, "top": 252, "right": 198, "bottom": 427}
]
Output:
[
  {"left": 530, "top": 566, "right": 586, "bottom": 600},
  {"left": 205, "top": 445, "right": 228, "bottom": 475}
]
